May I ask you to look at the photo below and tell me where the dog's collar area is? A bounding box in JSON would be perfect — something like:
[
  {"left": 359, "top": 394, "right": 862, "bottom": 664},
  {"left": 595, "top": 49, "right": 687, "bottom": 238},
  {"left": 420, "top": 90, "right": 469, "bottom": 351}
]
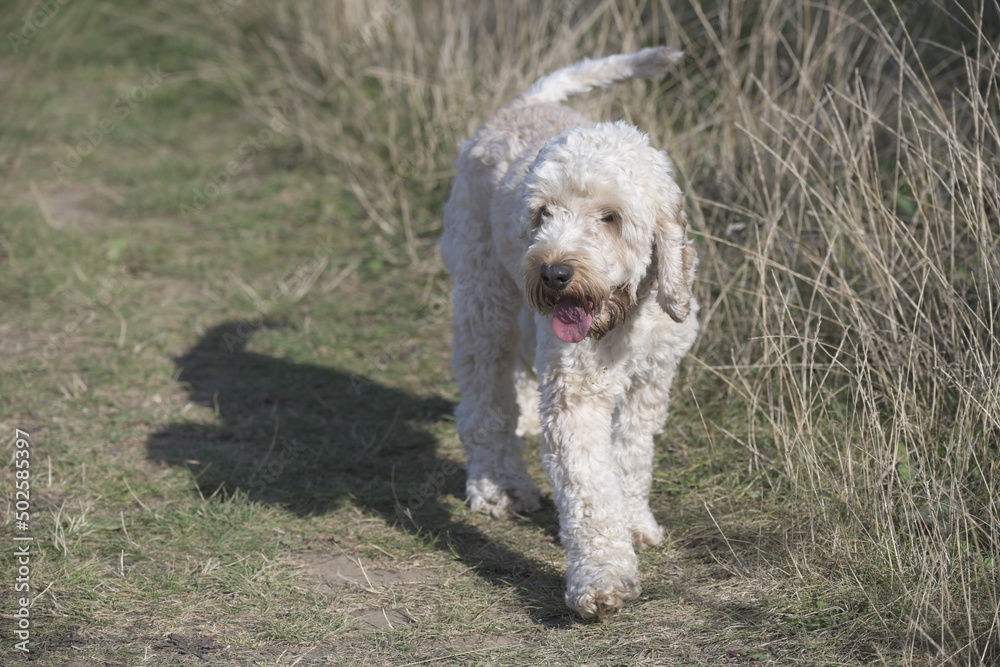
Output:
[
  {"left": 586, "top": 285, "right": 635, "bottom": 340},
  {"left": 586, "top": 251, "right": 658, "bottom": 340}
]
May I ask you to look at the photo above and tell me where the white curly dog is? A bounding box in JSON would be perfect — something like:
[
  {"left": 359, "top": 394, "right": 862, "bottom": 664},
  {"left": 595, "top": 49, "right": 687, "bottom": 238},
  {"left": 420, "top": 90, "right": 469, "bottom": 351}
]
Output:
[{"left": 440, "top": 47, "right": 698, "bottom": 620}]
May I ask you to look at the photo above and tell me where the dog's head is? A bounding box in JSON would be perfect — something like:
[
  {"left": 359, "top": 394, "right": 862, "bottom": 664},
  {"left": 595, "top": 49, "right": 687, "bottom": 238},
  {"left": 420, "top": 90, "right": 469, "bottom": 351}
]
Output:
[{"left": 521, "top": 122, "right": 696, "bottom": 343}]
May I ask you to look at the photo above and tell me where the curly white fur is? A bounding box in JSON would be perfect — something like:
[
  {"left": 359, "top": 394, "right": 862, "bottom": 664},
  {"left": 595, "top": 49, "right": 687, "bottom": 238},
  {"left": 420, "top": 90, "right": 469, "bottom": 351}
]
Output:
[{"left": 440, "top": 47, "right": 698, "bottom": 620}]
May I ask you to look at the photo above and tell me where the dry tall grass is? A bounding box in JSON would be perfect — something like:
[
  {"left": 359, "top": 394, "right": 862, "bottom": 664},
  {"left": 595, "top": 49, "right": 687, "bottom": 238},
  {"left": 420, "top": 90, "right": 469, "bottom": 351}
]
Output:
[{"left": 191, "top": 0, "right": 999, "bottom": 661}]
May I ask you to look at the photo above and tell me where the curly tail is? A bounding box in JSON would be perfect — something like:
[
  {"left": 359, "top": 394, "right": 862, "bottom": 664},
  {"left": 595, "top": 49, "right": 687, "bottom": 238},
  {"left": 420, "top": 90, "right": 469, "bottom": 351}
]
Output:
[{"left": 514, "top": 46, "right": 682, "bottom": 107}]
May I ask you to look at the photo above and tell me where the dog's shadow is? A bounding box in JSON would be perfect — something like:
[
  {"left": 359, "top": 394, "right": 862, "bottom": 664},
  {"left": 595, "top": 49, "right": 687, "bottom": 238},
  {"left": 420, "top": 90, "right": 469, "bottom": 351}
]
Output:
[{"left": 146, "top": 321, "right": 571, "bottom": 626}]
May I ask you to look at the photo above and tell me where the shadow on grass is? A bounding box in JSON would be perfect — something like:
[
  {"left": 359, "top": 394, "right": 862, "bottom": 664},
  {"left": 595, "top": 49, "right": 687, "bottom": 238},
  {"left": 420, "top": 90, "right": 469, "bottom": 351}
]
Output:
[{"left": 146, "top": 321, "right": 573, "bottom": 626}]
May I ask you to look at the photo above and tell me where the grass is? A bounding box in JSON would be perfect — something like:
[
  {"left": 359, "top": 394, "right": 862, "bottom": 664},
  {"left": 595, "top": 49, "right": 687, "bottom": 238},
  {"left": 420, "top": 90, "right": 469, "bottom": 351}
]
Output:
[{"left": 1, "top": 0, "right": 998, "bottom": 664}]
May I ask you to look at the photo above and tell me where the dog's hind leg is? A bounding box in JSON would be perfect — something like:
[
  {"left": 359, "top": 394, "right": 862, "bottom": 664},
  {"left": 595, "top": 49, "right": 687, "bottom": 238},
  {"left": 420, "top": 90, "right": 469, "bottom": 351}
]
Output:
[
  {"left": 514, "top": 307, "right": 541, "bottom": 438},
  {"left": 442, "top": 182, "right": 541, "bottom": 518},
  {"left": 450, "top": 275, "right": 541, "bottom": 517}
]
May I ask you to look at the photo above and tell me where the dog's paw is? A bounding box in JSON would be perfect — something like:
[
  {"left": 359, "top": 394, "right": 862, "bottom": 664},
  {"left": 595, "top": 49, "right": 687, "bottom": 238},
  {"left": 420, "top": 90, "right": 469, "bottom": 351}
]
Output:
[
  {"left": 565, "top": 569, "right": 641, "bottom": 620},
  {"left": 630, "top": 512, "right": 664, "bottom": 550},
  {"left": 467, "top": 476, "right": 541, "bottom": 518}
]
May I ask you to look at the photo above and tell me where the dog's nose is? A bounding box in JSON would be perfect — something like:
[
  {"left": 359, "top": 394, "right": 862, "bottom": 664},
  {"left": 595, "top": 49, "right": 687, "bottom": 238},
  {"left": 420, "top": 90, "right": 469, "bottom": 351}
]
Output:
[{"left": 540, "top": 263, "right": 574, "bottom": 291}]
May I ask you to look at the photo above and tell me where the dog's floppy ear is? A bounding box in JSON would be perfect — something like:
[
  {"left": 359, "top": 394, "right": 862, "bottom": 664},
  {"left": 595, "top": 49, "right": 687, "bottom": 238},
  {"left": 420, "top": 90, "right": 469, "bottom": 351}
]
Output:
[{"left": 653, "top": 197, "right": 697, "bottom": 323}]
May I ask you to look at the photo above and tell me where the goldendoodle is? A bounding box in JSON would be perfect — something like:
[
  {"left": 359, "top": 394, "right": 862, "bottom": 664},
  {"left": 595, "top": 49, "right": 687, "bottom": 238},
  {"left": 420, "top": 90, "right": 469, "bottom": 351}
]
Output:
[{"left": 441, "top": 47, "right": 698, "bottom": 620}]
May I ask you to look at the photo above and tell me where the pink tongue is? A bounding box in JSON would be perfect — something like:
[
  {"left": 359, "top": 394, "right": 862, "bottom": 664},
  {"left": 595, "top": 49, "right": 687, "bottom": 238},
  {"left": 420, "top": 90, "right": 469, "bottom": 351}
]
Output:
[{"left": 552, "top": 298, "right": 593, "bottom": 343}]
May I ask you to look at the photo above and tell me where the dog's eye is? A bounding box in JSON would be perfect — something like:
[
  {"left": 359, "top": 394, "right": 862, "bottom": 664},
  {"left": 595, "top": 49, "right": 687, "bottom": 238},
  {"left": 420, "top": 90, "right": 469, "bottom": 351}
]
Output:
[
  {"left": 532, "top": 206, "right": 550, "bottom": 228},
  {"left": 600, "top": 211, "right": 619, "bottom": 224}
]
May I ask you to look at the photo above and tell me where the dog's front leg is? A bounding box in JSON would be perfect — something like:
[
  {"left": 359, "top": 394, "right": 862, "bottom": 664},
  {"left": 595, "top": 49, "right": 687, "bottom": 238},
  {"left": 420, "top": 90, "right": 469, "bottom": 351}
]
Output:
[{"left": 539, "top": 369, "right": 639, "bottom": 620}]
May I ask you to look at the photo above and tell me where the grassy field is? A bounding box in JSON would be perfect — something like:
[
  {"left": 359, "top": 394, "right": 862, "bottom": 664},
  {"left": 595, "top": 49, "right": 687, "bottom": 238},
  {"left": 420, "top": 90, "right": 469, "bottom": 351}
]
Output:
[{"left": 1, "top": 0, "right": 998, "bottom": 664}]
